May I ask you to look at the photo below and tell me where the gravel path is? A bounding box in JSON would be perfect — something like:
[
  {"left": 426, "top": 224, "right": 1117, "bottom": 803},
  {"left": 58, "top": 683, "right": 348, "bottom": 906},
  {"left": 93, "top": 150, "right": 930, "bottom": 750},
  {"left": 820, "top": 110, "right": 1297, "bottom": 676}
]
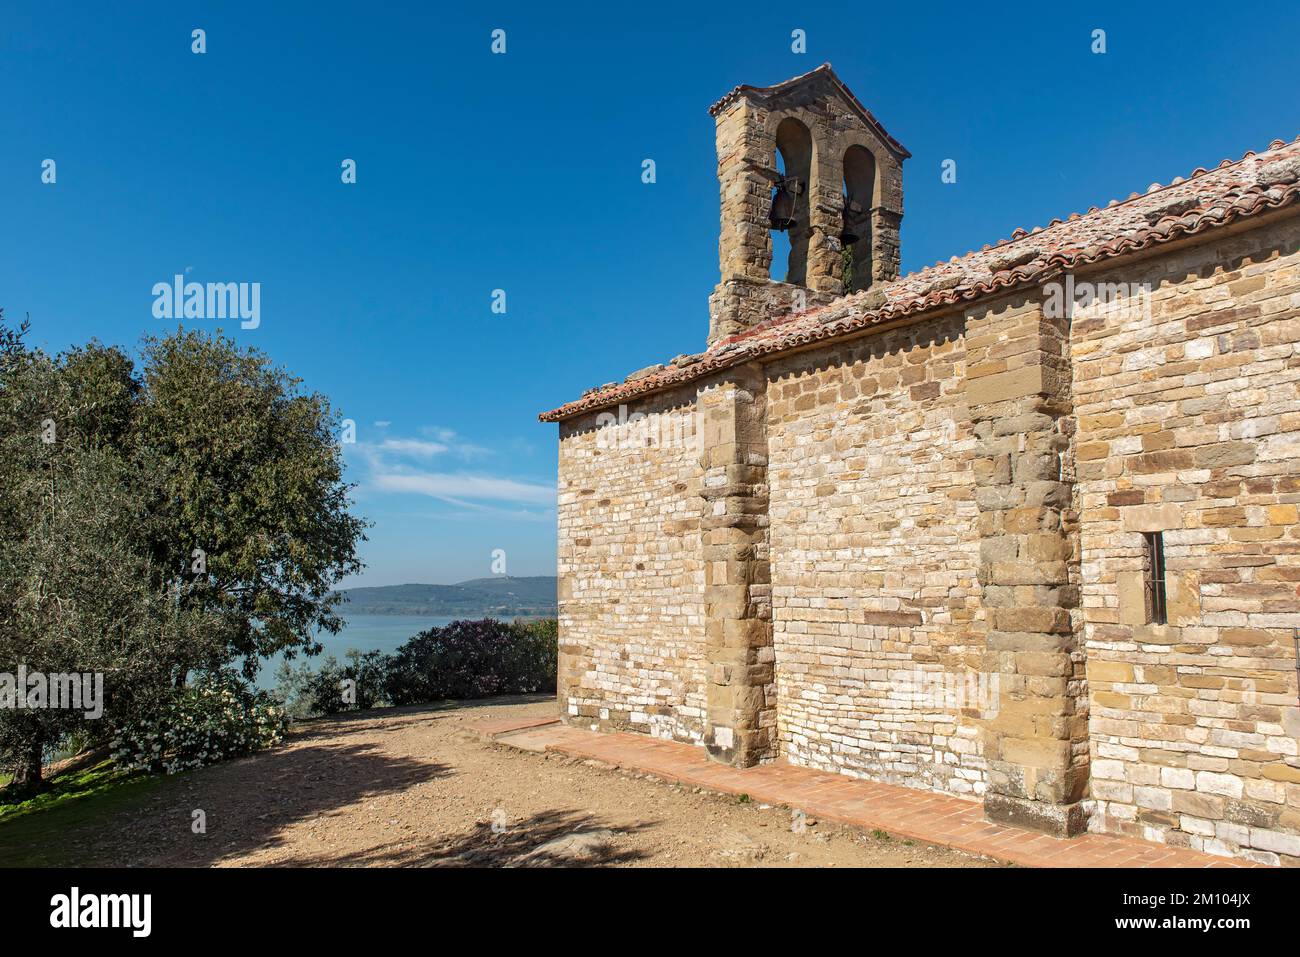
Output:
[{"left": 69, "top": 697, "right": 996, "bottom": 867}]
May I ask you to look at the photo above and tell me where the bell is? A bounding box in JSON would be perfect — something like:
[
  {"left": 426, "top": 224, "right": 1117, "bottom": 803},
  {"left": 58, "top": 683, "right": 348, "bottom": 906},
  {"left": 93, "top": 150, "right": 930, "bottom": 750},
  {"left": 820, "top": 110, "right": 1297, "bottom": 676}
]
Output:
[
  {"left": 769, "top": 178, "right": 799, "bottom": 231},
  {"left": 841, "top": 200, "right": 867, "bottom": 245}
]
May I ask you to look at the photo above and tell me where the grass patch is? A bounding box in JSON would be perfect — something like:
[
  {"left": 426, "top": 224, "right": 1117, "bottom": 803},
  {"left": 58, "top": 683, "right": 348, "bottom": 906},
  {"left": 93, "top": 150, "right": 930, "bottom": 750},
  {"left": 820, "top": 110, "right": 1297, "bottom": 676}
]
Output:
[{"left": 0, "top": 760, "right": 163, "bottom": 867}]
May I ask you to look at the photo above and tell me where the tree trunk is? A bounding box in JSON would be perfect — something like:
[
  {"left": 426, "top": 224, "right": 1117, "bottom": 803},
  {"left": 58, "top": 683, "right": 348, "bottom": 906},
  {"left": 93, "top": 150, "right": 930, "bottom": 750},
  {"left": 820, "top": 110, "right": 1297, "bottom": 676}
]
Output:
[{"left": 6, "top": 737, "right": 44, "bottom": 797}]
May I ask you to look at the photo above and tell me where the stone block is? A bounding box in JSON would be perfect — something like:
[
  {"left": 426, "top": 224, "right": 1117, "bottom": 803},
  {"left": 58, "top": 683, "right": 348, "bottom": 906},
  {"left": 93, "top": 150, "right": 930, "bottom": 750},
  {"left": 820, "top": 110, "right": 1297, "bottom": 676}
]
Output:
[
  {"left": 1120, "top": 502, "right": 1184, "bottom": 533},
  {"left": 1166, "top": 570, "right": 1200, "bottom": 627},
  {"left": 1117, "top": 570, "right": 1148, "bottom": 626},
  {"left": 967, "top": 365, "right": 1047, "bottom": 407},
  {"left": 985, "top": 792, "right": 1088, "bottom": 837},
  {"left": 1088, "top": 659, "right": 1135, "bottom": 684}
]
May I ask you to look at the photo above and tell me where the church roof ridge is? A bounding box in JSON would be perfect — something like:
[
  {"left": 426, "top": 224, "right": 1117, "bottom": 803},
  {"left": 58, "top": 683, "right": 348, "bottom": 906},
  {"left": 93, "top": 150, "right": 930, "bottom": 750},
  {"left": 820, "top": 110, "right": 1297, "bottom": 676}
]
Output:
[{"left": 540, "top": 133, "right": 1300, "bottom": 423}]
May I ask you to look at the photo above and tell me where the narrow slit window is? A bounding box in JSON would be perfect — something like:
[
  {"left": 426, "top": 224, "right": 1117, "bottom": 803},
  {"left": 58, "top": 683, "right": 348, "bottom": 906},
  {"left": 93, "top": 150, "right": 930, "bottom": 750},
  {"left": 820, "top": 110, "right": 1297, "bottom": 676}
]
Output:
[{"left": 1143, "top": 531, "right": 1167, "bottom": 625}]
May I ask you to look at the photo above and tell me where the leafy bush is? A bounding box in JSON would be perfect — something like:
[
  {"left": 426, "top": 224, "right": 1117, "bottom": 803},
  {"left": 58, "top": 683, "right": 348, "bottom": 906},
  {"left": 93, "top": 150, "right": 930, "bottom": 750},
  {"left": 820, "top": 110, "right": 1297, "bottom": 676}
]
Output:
[
  {"left": 305, "top": 650, "right": 389, "bottom": 715},
  {"left": 343, "top": 649, "right": 390, "bottom": 710},
  {"left": 269, "top": 659, "right": 320, "bottom": 720},
  {"left": 507, "top": 618, "right": 558, "bottom": 693},
  {"left": 384, "top": 618, "right": 557, "bottom": 706},
  {"left": 110, "top": 671, "right": 287, "bottom": 774},
  {"left": 271, "top": 618, "right": 557, "bottom": 719},
  {"left": 303, "top": 656, "right": 346, "bottom": 715}
]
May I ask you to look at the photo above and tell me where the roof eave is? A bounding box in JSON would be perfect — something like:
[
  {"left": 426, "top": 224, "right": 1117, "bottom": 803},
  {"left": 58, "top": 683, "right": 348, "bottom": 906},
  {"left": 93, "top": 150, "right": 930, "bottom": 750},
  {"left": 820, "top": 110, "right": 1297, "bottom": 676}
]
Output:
[{"left": 538, "top": 188, "right": 1300, "bottom": 423}]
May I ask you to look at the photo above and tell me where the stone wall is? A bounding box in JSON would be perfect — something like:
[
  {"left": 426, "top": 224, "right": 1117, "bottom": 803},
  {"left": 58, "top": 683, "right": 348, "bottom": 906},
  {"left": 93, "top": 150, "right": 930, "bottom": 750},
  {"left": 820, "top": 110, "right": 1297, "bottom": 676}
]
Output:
[
  {"left": 552, "top": 212, "right": 1300, "bottom": 863},
  {"left": 764, "top": 313, "right": 989, "bottom": 795},
  {"left": 1072, "top": 214, "right": 1300, "bottom": 864},
  {"left": 556, "top": 384, "right": 708, "bottom": 743}
]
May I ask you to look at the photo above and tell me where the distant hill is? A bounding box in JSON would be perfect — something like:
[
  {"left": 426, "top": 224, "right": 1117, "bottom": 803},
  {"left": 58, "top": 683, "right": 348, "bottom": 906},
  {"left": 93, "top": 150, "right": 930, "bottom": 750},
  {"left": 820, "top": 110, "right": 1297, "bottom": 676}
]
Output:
[{"left": 337, "top": 576, "right": 556, "bottom": 617}]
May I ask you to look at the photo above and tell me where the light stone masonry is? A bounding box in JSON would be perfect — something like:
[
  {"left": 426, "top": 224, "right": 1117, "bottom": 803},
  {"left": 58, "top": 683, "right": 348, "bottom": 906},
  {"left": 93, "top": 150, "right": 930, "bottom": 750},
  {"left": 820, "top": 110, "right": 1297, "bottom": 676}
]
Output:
[
  {"left": 1072, "top": 214, "right": 1300, "bottom": 863},
  {"left": 546, "top": 66, "right": 1300, "bottom": 864}
]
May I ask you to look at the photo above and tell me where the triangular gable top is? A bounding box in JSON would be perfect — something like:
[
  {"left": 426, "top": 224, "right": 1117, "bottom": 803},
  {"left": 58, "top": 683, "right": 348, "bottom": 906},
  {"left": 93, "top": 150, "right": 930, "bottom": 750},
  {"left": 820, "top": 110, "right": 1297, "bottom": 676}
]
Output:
[{"left": 708, "top": 63, "right": 911, "bottom": 161}]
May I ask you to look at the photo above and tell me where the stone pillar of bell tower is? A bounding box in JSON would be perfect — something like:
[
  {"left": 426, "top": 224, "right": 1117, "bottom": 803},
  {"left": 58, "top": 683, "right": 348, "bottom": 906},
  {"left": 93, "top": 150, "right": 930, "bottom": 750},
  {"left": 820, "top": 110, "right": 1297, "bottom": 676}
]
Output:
[{"left": 706, "top": 64, "right": 909, "bottom": 347}]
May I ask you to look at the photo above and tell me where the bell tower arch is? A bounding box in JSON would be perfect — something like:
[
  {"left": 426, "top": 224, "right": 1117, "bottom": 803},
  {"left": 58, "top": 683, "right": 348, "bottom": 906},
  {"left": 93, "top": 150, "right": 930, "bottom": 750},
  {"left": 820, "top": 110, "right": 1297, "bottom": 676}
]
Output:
[{"left": 706, "top": 64, "right": 908, "bottom": 346}]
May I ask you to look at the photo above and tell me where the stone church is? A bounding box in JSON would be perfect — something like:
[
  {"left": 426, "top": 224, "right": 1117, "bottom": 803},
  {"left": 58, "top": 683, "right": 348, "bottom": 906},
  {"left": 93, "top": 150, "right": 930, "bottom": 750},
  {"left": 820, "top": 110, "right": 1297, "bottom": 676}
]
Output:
[{"left": 540, "top": 64, "right": 1300, "bottom": 864}]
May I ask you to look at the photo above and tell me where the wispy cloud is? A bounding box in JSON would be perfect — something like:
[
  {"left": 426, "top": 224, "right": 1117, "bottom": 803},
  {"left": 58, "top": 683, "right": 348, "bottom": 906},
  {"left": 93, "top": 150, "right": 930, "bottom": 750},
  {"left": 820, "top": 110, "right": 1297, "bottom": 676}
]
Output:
[
  {"left": 419, "top": 425, "right": 489, "bottom": 460},
  {"left": 377, "top": 438, "right": 448, "bottom": 459},
  {"left": 372, "top": 472, "right": 554, "bottom": 505},
  {"left": 383, "top": 506, "right": 554, "bottom": 524},
  {"left": 349, "top": 425, "right": 555, "bottom": 515}
]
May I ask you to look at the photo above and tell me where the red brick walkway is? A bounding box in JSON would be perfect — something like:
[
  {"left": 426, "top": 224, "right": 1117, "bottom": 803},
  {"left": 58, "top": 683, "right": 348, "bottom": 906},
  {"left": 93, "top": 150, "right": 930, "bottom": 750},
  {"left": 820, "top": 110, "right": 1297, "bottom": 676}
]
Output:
[{"left": 472, "top": 717, "right": 1262, "bottom": 868}]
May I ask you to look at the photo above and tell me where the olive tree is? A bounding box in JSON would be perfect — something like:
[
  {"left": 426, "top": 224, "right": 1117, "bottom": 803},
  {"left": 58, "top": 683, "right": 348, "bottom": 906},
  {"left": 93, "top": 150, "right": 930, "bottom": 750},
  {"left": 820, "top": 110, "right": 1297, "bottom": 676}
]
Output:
[{"left": 0, "top": 316, "right": 366, "bottom": 793}]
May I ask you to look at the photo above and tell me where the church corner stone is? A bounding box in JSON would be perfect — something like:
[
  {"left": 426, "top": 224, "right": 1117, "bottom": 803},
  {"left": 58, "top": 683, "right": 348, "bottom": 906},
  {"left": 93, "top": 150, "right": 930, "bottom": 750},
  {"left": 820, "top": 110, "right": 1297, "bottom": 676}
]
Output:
[
  {"left": 697, "top": 364, "right": 775, "bottom": 766},
  {"left": 967, "top": 295, "right": 1088, "bottom": 836}
]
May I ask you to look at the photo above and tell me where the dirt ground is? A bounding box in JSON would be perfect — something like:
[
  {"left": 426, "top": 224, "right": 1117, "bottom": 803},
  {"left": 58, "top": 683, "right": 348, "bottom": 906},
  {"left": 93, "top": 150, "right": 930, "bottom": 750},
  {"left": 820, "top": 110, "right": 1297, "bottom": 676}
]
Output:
[{"left": 52, "top": 696, "right": 997, "bottom": 867}]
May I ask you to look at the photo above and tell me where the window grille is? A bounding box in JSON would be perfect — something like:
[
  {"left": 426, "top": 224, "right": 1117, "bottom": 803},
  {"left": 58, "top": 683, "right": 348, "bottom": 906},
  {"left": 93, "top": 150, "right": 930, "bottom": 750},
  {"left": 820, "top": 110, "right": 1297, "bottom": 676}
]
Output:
[{"left": 1143, "top": 531, "right": 1167, "bottom": 625}]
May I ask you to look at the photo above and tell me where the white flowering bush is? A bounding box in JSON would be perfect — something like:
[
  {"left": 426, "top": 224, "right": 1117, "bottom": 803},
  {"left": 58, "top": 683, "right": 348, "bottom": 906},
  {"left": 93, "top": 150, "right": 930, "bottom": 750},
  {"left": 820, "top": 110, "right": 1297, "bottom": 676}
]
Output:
[{"left": 110, "top": 670, "right": 288, "bottom": 774}]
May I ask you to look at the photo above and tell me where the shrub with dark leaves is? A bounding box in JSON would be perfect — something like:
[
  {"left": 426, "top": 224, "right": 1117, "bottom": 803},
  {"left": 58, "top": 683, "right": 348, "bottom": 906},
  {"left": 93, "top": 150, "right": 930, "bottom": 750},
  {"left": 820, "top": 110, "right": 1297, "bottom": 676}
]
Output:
[
  {"left": 507, "top": 618, "right": 558, "bottom": 694},
  {"left": 306, "top": 650, "right": 389, "bottom": 715},
  {"left": 384, "top": 618, "right": 556, "bottom": 706}
]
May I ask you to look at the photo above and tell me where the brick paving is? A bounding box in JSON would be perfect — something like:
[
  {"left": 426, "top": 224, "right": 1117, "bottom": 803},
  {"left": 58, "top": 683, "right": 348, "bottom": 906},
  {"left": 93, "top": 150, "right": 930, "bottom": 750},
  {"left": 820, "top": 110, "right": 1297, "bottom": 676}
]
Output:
[{"left": 472, "top": 717, "right": 1265, "bottom": 869}]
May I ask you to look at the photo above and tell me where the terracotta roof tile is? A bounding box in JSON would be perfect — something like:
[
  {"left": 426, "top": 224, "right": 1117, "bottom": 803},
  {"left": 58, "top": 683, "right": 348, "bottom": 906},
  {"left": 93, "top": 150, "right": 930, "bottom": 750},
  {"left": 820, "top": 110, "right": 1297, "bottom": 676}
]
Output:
[{"left": 540, "top": 135, "right": 1300, "bottom": 423}]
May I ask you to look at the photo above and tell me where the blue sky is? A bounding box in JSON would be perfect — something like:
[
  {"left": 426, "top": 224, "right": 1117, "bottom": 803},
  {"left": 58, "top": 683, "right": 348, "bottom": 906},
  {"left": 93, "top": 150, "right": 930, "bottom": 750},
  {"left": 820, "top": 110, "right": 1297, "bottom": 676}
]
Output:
[{"left": 3, "top": 1, "right": 1298, "bottom": 587}]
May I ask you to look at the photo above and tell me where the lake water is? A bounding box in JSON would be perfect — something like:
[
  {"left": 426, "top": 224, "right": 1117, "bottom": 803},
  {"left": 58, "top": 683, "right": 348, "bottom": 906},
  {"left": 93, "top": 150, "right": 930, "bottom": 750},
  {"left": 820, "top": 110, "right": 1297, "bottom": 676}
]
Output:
[{"left": 256, "top": 614, "right": 456, "bottom": 689}]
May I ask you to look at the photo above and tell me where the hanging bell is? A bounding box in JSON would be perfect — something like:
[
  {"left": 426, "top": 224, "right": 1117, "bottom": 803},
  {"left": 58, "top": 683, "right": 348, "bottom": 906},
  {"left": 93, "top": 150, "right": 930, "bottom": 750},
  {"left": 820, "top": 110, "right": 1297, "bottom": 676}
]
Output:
[
  {"left": 769, "top": 177, "right": 800, "bottom": 231},
  {"left": 841, "top": 199, "right": 867, "bottom": 245}
]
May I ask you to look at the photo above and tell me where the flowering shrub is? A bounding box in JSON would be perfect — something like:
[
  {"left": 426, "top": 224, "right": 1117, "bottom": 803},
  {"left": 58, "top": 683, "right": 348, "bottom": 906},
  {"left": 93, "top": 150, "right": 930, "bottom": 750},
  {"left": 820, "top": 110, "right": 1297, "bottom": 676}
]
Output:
[{"left": 110, "top": 670, "right": 288, "bottom": 774}]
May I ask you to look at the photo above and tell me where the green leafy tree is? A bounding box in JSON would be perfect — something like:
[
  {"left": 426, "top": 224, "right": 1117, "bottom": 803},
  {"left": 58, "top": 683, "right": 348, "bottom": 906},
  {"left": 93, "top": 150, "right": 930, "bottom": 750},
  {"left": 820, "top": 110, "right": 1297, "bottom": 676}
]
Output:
[
  {"left": 133, "top": 329, "right": 367, "bottom": 679},
  {"left": 0, "top": 317, "right": 367, "bottom": 792},
  {"left": 0, "top": 330, "right": 216, "bottom": 794}
]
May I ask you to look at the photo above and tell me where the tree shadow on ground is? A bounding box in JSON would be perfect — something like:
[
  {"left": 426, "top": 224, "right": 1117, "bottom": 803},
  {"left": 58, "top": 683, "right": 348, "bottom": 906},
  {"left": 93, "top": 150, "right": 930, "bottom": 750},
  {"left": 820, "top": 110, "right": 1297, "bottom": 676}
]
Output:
[
  {"left": 34, "top": 736, "right": 451, "bottom": 868},
  {"left": 269, "top": 808, "right": 656, "bottom": 867},
  {"left": 427, "top": 808, "right": 654, "bottom": 867},
  {"left": 8, "top": 696, "right": 559, "bottom": 868}
]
